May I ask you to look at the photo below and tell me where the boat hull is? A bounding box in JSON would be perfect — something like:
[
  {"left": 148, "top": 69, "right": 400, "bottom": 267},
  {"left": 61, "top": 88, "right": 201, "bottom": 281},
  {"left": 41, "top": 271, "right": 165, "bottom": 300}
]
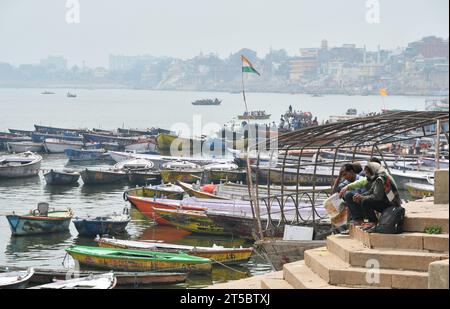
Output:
[
  {"left": 0, "top": 154, "right": 42, "bottom": 178},
  {"left": 127, "top": 171, "right": 162, "bottom": 186},
  {"left": 73, "top": 220, "right": 129, "bottom": 236},
  {"left": 44, "top": 170, "right": 80, "bottom": 185},
  {"left": 255, "top": 167, "right": 335, "bottom": 186},
  {"left": 44, "top": 141, "right": 83, "bottom": 153},
  {"left": 160, "top": 169, "right": 203, "bottom": 184},
  {"left": 6, "top": 142, "right": 44, "bottom": 153},
  {"left": 64, "top": 149, "right": 107, "bottom": 161},
  {"left": 206, "top": 169, "right": 247, "bottom": 184},
  {"left": 80, "top": 169, "right": 127, "bottom": 185},
  {"left": 405, "top": 182, "right": 434, "bottom": 199},
  {"left": 6, "top": 215, "right": 72, "bottom": 236}
]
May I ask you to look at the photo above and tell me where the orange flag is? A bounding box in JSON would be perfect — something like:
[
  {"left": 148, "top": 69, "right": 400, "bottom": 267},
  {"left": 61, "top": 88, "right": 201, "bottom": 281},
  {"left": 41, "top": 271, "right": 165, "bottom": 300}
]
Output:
[{"left": 379, "top": 88, "right": 388, "bottom": 97}]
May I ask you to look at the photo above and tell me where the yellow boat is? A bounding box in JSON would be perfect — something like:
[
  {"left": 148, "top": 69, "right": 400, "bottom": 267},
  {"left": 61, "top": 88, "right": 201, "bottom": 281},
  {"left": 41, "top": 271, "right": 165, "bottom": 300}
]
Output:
[
  {"left": 96, "top": 238, "right": 253, "bottom": 265},
  {"left": 66, "top": 245, "right": 212, "bottom": 273},
  {"left": 160, "top": 169, "right": 203, "bottom": 184},
  {"left": 405, "top": 182, "right": 434, "bottom": 199},
  {"left": 207, "top": 169, "right": 247, "bottom": 183},
  {"left": 177, "top": 181, "right": 229, "bottom": 200},
  {"left": 156, "top": 133, "right": 204, "bottom": 154}
]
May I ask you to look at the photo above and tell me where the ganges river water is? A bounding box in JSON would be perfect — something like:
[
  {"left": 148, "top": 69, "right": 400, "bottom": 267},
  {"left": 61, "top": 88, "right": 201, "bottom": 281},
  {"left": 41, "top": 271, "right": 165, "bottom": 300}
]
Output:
[{"left": 0, "top": 88, "right": 427, "bottom": 288}]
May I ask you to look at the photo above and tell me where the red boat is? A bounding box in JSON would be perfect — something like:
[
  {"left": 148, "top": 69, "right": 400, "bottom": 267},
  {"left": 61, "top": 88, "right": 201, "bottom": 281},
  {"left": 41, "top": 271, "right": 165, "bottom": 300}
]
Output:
[{"left": 125, "top": 195, "right": 206, "bottom": 225}]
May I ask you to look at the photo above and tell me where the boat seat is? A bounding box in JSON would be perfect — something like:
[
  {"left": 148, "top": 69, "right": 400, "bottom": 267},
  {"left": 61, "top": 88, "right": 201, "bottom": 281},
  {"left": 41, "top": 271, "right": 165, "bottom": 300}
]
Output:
[{"left": 37, "top": 202, "right": 49, "bottom": 217}]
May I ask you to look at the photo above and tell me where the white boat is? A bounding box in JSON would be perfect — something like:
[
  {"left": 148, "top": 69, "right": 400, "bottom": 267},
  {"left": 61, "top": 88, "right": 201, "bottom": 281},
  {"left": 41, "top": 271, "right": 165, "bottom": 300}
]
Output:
[
  {"left": 162, "top": 160, "right": 201, "bottom": 170},
  {"left": 44, "top": 138, "right": 84, "bottom": 153},
  {"left": 0, "top": 268, "right": 34, "bottom": 289},
  {"left": 124, "top": 139, "right": 157, "bottom": 153},
  {"left": 30, "top": 272, "right": 116, "bottom": 289},
  {"left": 390, "top": 168, "right": 435, "bottom": 190},
  {"left": 203, "top": 162, "right": 238, "bottom": 171},
  {"left": 6, "top": 141, "right": 44, "bottom": 153},
  {"left": 0, "top": 152, "right": 42, "bottom": 178},
  {"left": 113, "top": 158, "right": 155, "bottom": 171}
]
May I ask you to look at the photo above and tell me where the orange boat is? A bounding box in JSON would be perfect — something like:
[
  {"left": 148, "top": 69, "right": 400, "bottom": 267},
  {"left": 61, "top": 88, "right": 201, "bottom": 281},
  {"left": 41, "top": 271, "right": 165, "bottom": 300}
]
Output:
[{"left": 125, "top": 195, "right": 206, "bottom": 225}]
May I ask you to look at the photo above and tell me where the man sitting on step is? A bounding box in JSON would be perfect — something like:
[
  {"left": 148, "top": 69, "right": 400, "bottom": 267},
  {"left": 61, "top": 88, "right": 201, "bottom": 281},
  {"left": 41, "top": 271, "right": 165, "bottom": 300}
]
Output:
[{"left": 340, "top": 162, "right": 402, "bottom": 230}]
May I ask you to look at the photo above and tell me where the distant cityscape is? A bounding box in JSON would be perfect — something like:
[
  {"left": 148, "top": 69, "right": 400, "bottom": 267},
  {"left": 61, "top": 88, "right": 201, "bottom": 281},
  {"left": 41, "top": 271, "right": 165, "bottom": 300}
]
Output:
[{"left": 0, "top": 36, "right": 448, "bottom": 96}]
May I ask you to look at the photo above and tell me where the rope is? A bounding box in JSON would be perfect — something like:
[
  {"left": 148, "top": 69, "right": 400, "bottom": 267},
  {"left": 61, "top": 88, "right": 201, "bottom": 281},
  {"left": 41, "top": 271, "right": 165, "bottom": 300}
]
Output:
[{"left": 209, "top": 258, "right": 250, "bottom": 275}]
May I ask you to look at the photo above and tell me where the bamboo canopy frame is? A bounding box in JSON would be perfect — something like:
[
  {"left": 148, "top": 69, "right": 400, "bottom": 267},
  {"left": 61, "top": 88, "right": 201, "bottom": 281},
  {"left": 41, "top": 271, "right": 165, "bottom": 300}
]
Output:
[{"left": 249, "top": 110, "right": 449, "bottom": 240}]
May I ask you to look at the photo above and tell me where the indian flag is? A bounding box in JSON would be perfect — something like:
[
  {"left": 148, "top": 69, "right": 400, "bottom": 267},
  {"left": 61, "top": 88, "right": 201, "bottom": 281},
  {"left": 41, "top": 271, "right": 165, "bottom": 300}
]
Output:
[{"left": 241, "top": 55, "right": 260, "bottom": 76}]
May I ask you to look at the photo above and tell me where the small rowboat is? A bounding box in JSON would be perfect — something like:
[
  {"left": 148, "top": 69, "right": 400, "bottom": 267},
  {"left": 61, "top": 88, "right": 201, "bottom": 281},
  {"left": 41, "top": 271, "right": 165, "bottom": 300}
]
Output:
[
  {"left": 0, "top": 268, "right": 34, "bottom": 289},
  {"left": 73, "top": 209, "right": 131, "bottom": 237},
  {"left": 6, "top": 141, "right": 44, "bottom": 153},
  {"left": 6, "top": 203, "right": 73, "bottom": 236},
  {"left": 127, "top": 171, "right": 161, "bottom": 186},
  {"left": 97, "top": 238, "right": 254, "bottom": 265},
  {"left": 80, "top": 168, "right": 128, "bottom": 185},
  {"left": 30, "top": 273, "right": 116, "bottom": 289},
  {"left": 405, "top": 182, "right": 434, "bottom": 199},
  {"left": 43, "top": 138, "right": 84, "bottom": 153},
  {"left": 66, "top": 245, "right": 212, "bottom": 273},
  {"left": 64, "top": 148, "right": 108, "bottom": 161},
  {"left": 0, "top": 152, "right": 42, "bottom": 179},
  {"left": 44, "top": 169, "right": 80, "bottom": 185}
]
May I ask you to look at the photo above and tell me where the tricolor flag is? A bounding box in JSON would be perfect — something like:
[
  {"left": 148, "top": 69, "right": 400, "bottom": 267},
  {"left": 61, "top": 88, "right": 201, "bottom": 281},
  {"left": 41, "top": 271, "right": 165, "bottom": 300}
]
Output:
[{"left": 241, "top": 55, "right": 260, "bottom": 76}]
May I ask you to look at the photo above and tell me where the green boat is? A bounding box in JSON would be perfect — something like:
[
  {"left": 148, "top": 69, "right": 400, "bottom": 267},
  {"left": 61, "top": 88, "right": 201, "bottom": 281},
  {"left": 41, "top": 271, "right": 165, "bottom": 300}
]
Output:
[{"left": 66, "top": 245, "right": 212, "bottom": 273}]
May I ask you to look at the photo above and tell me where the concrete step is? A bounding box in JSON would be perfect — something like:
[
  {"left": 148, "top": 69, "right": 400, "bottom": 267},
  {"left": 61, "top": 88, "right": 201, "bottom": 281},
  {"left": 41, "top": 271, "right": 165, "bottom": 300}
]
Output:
[
  {"left": 305, "top": 247, "right": 429, "bottom": 289},
  {"left": 350, "top": 225, "right": 449, "bottom": 252},
  {"left": 327, "top": 235, "right": 449, "bottom": 271},
  {"left": 283, "top": 260, "right": 349, "bottom": 289},
  {"left": 260, "top": 278, "right": 294, "bottom": 289}
]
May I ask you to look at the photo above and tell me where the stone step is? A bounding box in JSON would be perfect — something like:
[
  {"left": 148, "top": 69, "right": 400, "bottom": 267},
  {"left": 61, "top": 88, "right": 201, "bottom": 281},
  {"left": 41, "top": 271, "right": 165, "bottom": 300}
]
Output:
[
  {"left": 260, "top": 278, "right": 294, "bottom": 289},
  {"left": 327, "top": 235, "right": 449, "bottom": 271},
  {"left": 403, "top": 200, "right": 449, "bottom": 233},
  {"left": 283, "top": 260, "right": 349, "bottom": 289},
  {"left": 305, "top": 247, "right": 429, "bottom": 289},
  {"left": 403, "top": 216, "right": 449, "bottom": 234},
  {"left": 350, "top": 225, "right": 449, "bottom": 252}
]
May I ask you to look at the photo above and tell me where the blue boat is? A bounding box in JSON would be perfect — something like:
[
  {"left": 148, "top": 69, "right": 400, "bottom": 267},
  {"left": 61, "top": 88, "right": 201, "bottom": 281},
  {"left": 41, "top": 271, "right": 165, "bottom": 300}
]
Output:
[
  {"left": 64, "top": 148, "right": 108, "bottom": 161},
  {"left": 82, "top": 132, "right": 138, "bottom": 147},
  {"left": 34, "top": 124, "right": 85, "bottom": 135},
  {"left": 73, "top": 209, "right": 130, "bottom": 237},
  {"left": 6, "top": 203, "right": 73, "bottom": 236},
  {"left": 31, "top": 132, "right": 83, "bottom": 143},
  {"left": 43, "top": 169, "right": 80, "bottom": 185}
]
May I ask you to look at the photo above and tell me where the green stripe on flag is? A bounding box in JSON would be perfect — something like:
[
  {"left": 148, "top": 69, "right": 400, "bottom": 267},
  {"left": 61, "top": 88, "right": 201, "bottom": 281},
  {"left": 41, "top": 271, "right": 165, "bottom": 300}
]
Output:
[{"left": 242, "top": 67, "right": 260, "bottom": 75}]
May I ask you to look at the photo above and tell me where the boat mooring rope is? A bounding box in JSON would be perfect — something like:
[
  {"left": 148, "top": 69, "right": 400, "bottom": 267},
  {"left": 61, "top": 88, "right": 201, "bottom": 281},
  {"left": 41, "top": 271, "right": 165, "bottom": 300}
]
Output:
[{"left": 209, "top": 258, "right": 250, "bottom": 275}]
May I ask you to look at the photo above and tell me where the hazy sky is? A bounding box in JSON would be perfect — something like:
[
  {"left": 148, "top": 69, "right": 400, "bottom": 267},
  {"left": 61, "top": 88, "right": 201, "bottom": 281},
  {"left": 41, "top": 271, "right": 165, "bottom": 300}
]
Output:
[{"left": 0, "top": 0, "right": 448, "bottom": 67}]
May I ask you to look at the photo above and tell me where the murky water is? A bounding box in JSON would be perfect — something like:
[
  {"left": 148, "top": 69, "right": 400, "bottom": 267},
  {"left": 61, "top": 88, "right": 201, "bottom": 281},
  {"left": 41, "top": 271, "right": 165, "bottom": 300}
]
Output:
[{"left": 0, "top": 153, "right": 272, "bottom": 288}]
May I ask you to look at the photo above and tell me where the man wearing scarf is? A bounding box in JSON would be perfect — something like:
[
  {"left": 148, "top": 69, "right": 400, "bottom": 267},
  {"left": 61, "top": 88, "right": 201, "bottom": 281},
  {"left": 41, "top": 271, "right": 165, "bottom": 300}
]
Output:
[{"left": 341, "top": 162, "right": 401, "bottom": 229}]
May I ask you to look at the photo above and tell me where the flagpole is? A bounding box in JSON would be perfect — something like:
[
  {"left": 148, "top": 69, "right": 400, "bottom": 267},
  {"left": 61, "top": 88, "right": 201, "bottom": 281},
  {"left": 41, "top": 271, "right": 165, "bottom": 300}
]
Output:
[{"left": 241, "top": 58, "right": 264, "bottom": 240}]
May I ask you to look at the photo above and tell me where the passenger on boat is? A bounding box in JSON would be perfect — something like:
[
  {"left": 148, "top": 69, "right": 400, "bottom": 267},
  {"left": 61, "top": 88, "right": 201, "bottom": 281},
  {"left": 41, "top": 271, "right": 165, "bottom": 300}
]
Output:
[{"left": 341, "top": 162, "right": 401, "bottom": 230}]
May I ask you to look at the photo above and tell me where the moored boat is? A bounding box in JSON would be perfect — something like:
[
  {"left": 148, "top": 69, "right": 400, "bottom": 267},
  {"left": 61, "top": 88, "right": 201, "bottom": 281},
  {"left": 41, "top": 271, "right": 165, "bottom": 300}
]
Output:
[
  {"left": 43, "top": 169, "right": 80, "bottom": 185},
  {"left": 176, "top": 181, "right": 229, "bottom": 200},
  {"left": 0, "top": 268, "right": 34, "bottom": 289},
  {"left": 6, "top": 203, "right": 73, "bottom": 236},
  {"left": 0, "top": 152, "right": 42, "bottom": 179},
  {"left": 127, "top": 171, "right": 162, "bottom": 186},
  {"left": 73, "top": 209, "right": 131, "bottom": 236},
  {"left": 80, "top": 169, "right": 128, "bottom": 185},
  {"left": 124, "top": 137, "right": 157, "bottom": 153},
  {"left": 160, "top": 160, "right": 204, "bottom": 184},
  {"left": 64, "top": 148, "right": 108, "bottom": 161},
  {"left": 30, "top": 273, "right": 116, "bottom": 289},
  {"left": 96, "top": 238, "right": 253, "bottom": 265},
  {"left": 125, "top": 184, "right": 186, "bottom": 201},
  {"left": 66, "top": 245, "right": 212, "bottom": 273},
  {"left": 6, "top": 141, "right": 44, "bottom": 153},
  {"left": 405, "top": 182, "right": 435, "bottom": 199},
  {"left": 82, "top": 132, "right": 139, "bottom": 147},
  {"left": 44, "top": 138, "right": 84, "bottom": 153},
  {"left": 113, "top": 158, "right": 155, "bottom": 172}
]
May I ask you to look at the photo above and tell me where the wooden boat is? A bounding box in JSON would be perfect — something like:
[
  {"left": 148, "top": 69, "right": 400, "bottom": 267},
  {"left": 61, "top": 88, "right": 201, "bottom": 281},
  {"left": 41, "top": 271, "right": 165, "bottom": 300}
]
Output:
[
  {"left": 192, "top": 98, "right": 222, "bottom": 105},
  {"left": 390, "top": 169, "right": 435, "bottom": 190},
  {"left": 6, "top": 141, "right": 44, "bottom": 153},
  {"left": 127, "top": 171, "right": 161, "bottom": 186},
  {"left": 80, "top": 169, "right": 128, "bottom": 185},
  {"left": 117, "top": 127, "right": 172, "bottom": 136},
  {"left": 0, "top": 266, "right": 187, "bottom": 286},
  {"left": 254, "top": 166, "right": 336, "bottom": 186},
  {"left": 44, "top": 169, "right": 80, "bottom": 185},
  {"left": 125, "top": 195, "right": 205, "bottom": 224},
  {"left": 202, "top": 162, "right": 246, "bottom": 183},
  {"left": 0, "top": 268, "right": 34, "bottom": 289},
  {"left": 97, "top": 238, "right": 253, "bottom": 265},
  {"left": 0, "top": 152, "right": 42, "bottom": 178},
  {"left": 113, "top": 158, "right": 155, "bottom": 171},
  {"left": 405, "top": 182, "right": 435, "bottom": 199},
  {"left": 156, "top": 133, "right": 204, "bottom": 153},
  {"left": 31, "top": 273, "right": 116, "bottom": 289},
  {"left": 34, "top": 124, "right": 84, "bottom": 135},
  {"left": 66, "top": 245, "right": 212, "bottom": 273},
  {"left": 31, "top": 132, "right": 83, "bottom": 143},
  {"left": 124, "top": 137, "right": 157, "bottom": 153},
  {"left": 160, "top": 169, "right": 203, "bottom": 184},
  {"left": 125, "top": 184, "right": 185, "bottom": 200},
  {"left": 154, "top": 207, "right": 285, "bottom": 238},
  {"left": 82, "top": 132, "right": 139, "bottom": 147},
  {"left": 73, "top": 209, "right": 130, "bottom": 236},
  {"left": 176, "top": 181, "right": 229, "bottom": 200},
  {"left": 8, "top": 129, "right": 34, "bottom": 137},
  {"left": 6, "top": 204, "right": 73, "bottom": 236},
  {"left": 64, "top": 148, "right": 108, "bottom": 161},
  {"left": 237, "top": 111, "right": 271, "bottom": 120},
  {"left": 44, "top": 138, "right": 84, "bottom": 153}
]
